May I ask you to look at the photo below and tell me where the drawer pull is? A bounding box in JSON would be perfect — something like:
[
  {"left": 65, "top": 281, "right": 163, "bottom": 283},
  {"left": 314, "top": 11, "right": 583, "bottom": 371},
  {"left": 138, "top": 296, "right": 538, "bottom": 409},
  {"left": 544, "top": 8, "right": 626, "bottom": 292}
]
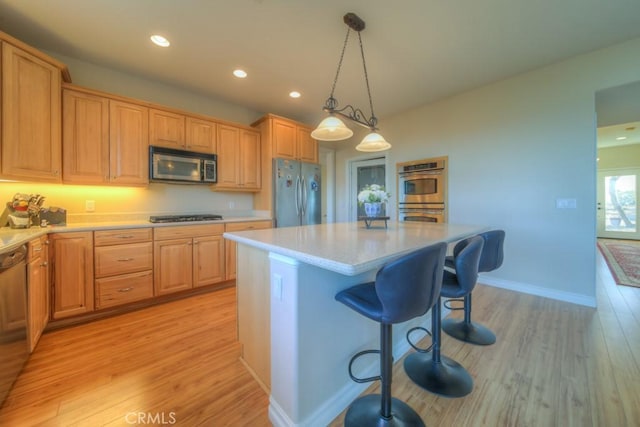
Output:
[
  {"left": 117, "top": 258, "right": 135, "bottom": 262},
  {"left": 118, "top": 287, "right": 134, "bottom": 293},
  {"left": 116, "top": 235, "right": 135, "bottom": 239}
]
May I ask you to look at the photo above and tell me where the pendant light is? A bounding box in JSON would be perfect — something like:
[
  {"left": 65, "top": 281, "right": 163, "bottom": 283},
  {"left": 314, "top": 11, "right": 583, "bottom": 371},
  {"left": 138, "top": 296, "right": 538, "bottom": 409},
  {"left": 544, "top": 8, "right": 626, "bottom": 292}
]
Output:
[{"left": 311, "top": 13, "right": 391, "bottom": 152}]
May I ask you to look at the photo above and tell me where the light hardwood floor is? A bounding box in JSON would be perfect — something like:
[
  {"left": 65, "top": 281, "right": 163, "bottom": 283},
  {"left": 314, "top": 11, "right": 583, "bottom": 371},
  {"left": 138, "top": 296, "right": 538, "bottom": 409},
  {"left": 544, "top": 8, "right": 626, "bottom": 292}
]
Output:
[{"left": 1, "top": 250, "right": 639, "bottom": 426}]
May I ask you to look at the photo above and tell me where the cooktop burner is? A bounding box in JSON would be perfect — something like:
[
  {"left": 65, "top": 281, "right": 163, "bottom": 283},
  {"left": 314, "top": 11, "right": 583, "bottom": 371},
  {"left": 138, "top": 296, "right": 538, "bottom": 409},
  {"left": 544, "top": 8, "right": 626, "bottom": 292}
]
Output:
[{"left": 149, "top": 214, "right": 223, "bottom": 223}]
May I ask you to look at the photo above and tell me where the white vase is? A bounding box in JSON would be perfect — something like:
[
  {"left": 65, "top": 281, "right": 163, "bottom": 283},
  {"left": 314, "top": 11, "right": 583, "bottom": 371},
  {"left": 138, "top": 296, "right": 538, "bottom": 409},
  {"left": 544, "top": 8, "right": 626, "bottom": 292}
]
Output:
[{"left": 364, "top": 202, "right": 382, "bottom": 217}]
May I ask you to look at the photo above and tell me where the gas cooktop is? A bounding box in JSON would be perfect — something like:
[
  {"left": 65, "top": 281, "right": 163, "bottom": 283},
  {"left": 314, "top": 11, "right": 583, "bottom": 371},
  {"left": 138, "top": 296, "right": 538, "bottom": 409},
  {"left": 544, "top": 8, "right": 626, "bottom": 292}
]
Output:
[{"left": 149, "top": 214, "right": 223, "bottom": 223}]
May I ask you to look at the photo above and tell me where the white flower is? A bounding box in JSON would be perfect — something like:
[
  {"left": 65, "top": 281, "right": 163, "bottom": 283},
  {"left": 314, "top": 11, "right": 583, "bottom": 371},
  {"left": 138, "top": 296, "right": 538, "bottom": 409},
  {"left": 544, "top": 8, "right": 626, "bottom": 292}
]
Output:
[{"left": 357, "top": 184, "right": 390, "bottom": 204}]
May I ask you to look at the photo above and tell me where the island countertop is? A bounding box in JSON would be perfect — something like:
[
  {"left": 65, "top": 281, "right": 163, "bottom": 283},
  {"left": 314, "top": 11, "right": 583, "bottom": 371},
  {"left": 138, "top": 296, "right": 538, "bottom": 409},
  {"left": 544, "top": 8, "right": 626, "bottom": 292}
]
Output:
[{"left": 224, "top": 221, "right": 487, "bottom": 276}]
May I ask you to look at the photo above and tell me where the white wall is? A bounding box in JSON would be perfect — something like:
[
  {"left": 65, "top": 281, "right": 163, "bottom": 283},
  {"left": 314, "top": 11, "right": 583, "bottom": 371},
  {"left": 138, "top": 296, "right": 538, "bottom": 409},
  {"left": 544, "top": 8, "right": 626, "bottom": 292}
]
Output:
[{"left": 335, "top": 37, "right": 640, "bottom": 306}]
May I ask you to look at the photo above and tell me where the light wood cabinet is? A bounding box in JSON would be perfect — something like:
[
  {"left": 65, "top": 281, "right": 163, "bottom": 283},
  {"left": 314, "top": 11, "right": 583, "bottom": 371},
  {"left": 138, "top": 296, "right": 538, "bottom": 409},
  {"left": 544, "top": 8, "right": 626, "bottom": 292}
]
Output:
[
  {"left": 94, "top": 228, "right": 153, "bottom": 309},
  {"left": 149, "top": 108, "right": 185, "bottom": 150},
  {"left": 213, "top": 124, "right": 261, "bottom": 191},
  {"left": 1, "top": 41, "right": 62, "bottom": 182},
  {"left": 149, "top": 108, "right": 216, "bottom": 153},
  {"left": 50, "top": 232, "right": 94, "bottom": 319},
  {"left": 62, "top": 86, "right": 150, "bottom": 186},
  {"left": 109, "top": 100, "right": 149, "bottom": 185},
  {"left": 185, "top": 117, "right": 216, "bottom": 153},
  {"left": 252, "top": 114, "right": 318, "bottom": 211},
  {"left": 153, "top": 224, "right": 225, "bottom": 296},
  {"left": 62, "top": 88, "right": 110, "bottom": 184},
  {"left": 27, "top": 235, "right": 49, "bottom": 352},
  {"left": 224, "top": 220, "right": 272, "bottom": 280}
]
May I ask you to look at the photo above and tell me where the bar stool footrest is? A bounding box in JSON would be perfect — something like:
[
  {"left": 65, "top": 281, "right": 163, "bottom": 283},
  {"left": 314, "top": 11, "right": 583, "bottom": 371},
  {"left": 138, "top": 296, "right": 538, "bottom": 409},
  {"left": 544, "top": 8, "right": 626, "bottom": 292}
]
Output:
[
  {"left": 348, "top": 349, "right": 382, "bottom": 383},
  {"left": 406, "top": 326, "right": 433, "bottom": 353}
]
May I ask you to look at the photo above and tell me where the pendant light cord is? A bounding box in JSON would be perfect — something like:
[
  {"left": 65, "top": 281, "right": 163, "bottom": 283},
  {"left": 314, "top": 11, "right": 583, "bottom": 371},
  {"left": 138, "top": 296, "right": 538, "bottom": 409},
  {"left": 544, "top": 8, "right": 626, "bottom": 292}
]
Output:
[
  {"left": 329, "top": 28, "right": 351, "bottom": 102},
  {"left": 358, "top": 31, "right": 377, "bottom": 127}
]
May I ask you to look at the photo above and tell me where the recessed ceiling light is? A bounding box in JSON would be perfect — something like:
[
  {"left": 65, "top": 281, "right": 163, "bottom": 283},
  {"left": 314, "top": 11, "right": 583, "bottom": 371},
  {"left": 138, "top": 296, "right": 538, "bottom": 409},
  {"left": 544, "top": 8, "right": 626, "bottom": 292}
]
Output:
[
  {"left": 289, "top": 91, "right": 301, "bottom": 98},
  {"left": 616, "top": 136, "right": 628, "bottom": 141},
  {"left": 233, "top": 69, "right": 247, "bottom": 78},
  {"left": 150, "top": 35, "right": 170, "bottom": 47}
]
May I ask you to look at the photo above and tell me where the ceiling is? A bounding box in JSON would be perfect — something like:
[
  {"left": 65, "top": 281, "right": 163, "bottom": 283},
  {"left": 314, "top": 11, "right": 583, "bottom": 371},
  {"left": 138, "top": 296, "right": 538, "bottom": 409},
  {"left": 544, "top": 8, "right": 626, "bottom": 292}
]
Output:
[{"left": 2, "top": 0, "right": 640, "bottom": 130}]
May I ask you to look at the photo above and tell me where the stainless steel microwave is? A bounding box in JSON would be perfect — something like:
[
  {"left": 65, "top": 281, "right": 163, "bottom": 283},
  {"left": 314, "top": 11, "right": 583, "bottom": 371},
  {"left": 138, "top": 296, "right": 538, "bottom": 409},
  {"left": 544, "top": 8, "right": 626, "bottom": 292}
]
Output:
[{"left": 149, "top": 146, "right": 217, "bottom": 184}]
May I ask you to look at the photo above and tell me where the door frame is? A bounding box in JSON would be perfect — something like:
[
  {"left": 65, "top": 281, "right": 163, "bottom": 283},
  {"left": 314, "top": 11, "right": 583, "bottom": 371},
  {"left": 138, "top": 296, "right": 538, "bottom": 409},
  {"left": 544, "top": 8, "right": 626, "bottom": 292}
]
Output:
[
  {"left": 597, "top": 167, "right": 640, "bottom": 240},
  {"left": 348, "top": 155, "right": 389, "bottom": 221}
]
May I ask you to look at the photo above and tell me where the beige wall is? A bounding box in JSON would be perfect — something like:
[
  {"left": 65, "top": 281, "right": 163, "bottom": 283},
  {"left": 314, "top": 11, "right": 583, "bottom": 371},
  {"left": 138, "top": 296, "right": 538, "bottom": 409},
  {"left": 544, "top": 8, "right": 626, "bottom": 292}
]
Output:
[
  {"left": 597, "top": 144, "right": 640, "bottom": 169},
  {"left": 334, "top": 36, "right": 640, "bottom": 306}
]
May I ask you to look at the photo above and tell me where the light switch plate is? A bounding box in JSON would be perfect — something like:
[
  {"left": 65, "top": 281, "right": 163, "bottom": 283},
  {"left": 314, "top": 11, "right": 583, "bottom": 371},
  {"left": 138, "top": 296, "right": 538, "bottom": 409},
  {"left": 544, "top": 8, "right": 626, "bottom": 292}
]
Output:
[{"left": 556, "top": 198, "right": 577, "bottom": 209}]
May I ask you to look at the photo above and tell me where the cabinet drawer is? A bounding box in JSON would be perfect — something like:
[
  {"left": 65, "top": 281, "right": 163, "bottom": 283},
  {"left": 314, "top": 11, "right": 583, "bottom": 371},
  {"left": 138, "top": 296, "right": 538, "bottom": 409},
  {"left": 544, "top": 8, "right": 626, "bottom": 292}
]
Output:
[
  {"left": 224, "top": 220, "right": 272, "bottom": 232},
  {"left": 95, "top": 242, "right": 153, "bottom": 278},
  {"left": 96, "top": 270, "right": 153, "bottom": 309},
  {"left": 153, "top": 224, "right": 224, "bottom": 240},
  {"left": 94, "top": 228, "right": 152, "bottom": 246}
]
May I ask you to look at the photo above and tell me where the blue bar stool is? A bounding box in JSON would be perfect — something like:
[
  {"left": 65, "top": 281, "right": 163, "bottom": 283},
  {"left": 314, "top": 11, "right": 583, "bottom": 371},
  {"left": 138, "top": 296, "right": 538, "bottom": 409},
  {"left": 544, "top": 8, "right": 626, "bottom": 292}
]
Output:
[
  {"left": 442, "top": 230, "right": 505, "bottom": 345},
  {"left": 403, "top": 236, "right": 484, "bottom": 398},
  {"left": 335, "top": 242, "right": 447, "bottom": 427}
]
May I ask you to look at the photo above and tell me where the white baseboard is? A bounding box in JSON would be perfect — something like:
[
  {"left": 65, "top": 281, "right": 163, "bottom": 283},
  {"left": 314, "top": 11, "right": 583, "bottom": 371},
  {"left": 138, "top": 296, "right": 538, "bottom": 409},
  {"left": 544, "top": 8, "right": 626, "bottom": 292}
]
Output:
[{"left": 479, "top": 275, "right": 596, "bottom": 308}]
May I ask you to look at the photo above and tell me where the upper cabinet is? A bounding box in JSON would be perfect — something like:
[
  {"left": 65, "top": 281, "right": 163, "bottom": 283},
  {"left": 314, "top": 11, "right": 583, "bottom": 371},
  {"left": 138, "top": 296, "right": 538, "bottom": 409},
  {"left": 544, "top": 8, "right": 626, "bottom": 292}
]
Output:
[
  {"left": 63, "top": 86, "right": 149, "bottom": 186},
  {"left": 149, "top": 107, "right": 216, "bottom": 153},
  {"left": 62, "top": 89, "right": 110, "bottom": 184},
  {"left": 109, "top": 100, "right": 149, "bottom": 185},
  {"left": 260, "top": 115, "right": 318, "bottom": 163},
  {"left": 1, "top": 40, "right": 66, "bottom": 182},
  {"left": 213, "top": 123, "right": 261, "bottom": 191},
  {"left": 251, "top": 114, "right": 318, "bottom": 211}
]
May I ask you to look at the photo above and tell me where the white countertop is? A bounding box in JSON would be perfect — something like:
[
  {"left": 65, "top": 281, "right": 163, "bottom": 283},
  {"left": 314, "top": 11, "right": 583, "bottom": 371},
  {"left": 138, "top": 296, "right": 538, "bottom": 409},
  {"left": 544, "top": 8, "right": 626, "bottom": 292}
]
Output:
[
  {"left": 224, "top": 221, "right": 488, "bottom": 276},
  {"left": 0, "top": 216, "right": 271, "bottom": 253}
]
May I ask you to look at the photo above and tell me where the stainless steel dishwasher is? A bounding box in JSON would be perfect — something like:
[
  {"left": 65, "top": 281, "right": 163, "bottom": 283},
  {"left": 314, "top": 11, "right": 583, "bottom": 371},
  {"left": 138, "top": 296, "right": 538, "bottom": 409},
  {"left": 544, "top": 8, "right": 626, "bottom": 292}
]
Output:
[{"left": 0, "top": 244, "right": 28, "bottom": 407}]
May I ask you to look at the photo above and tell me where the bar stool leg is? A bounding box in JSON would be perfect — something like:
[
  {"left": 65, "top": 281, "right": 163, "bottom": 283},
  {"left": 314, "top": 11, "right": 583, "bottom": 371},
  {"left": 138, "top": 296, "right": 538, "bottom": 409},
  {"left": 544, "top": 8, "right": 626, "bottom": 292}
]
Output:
[
  {"left": 344, "top": 324, "right": 425, "bottom": 426},
  {"left": 442, "top": 293, "right": 496, "bottom": 345},
  {"left": 404, "top": 298, "right": 473, "bottom": 398}
]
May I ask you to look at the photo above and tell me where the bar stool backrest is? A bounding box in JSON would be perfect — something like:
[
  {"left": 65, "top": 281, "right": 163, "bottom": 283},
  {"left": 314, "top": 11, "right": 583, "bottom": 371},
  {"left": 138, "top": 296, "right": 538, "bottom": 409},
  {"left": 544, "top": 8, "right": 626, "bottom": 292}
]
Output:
[
  {"left": 452, "top": 230, "right": 505, "bottom": 273},
  {"left": 452, "top": 236, "right": 484, "bottom": 294},
  {"left": 375, "top": 242, "right": 447, "bottom": 324}
]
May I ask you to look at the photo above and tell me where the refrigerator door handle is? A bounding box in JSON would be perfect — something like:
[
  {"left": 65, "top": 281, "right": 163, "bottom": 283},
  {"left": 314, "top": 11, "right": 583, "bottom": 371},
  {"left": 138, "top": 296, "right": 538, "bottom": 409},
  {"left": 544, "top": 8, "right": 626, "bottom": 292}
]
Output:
[
  {"left": 301, "top": 176, "right": 308, "bottom": 216},
  {"left": 295, "top": 175, "right": 301, "bottom": 215}
]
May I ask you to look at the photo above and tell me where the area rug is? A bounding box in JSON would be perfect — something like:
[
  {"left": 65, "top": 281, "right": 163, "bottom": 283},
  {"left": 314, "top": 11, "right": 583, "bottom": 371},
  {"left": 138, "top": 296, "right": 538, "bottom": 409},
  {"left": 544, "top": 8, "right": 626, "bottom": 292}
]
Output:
[{"left": 597, "top": 239, "right": 640, "bottom": 288}]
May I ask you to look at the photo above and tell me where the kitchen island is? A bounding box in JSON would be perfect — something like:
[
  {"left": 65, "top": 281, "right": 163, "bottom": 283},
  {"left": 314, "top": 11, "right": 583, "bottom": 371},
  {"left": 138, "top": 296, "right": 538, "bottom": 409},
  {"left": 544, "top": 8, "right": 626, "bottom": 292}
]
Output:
[{"left": 224, "top": 221, "right": 487, "bottom": 427}]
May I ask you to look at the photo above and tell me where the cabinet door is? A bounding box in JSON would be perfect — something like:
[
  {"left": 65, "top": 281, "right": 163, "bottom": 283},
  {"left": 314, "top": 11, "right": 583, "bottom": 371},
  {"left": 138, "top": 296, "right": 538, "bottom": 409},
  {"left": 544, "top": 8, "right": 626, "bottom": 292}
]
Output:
[
  {"left": 1, "top": 42, "right": 61, "bottom": 182},
  {"left": 193, "top": 235, "right": 225, "bottom": 287},
  {"left": 216, "top": 124, "right": 240, "bottom": 187},
  {"left": 240, "top": 129, "right": 261, "bottom": 189},
  {"left": 149, "top": 108, "right": 185, "bottom": 149},
  {"left": 109, "top": 100, "right": 149, "bottom": 185},
  {"left": 186, "top": 117, "right": 216, "bottom": 153},
  {"left": 27, "top": 236, "right": 49, "bottom": 352},
  {"left": 62, "top": 89, "right": 110, "bottom": 184},
  {"left": 224, "top": 220, "right": 272, "bottom": 280},
  {"left": 272, "top": 119, "right": 296, "bottom": 159},
  {"left": 50, "top": 232, "right": 94, "bottom": 319},
  {"left": 297, "top": 126, "right": 318, "bottom": 163},
  {"left": 154, "top": 238, "right": 193, "bottom": 295}
]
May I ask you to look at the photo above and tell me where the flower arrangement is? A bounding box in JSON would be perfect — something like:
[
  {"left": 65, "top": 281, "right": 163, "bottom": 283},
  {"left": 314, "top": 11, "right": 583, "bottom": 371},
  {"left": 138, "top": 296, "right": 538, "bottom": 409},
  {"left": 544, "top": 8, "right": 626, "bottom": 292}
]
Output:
[{"left": 357, "top": 184, "right": 390, "bottom": 205}]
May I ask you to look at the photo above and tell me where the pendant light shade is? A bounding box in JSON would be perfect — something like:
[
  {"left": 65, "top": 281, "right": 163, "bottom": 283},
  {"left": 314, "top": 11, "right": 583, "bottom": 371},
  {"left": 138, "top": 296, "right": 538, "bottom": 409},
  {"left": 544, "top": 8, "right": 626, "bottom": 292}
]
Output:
[
  {"left": 311, "top": 116, "right": 353, "bottom": 141},
  {"left": 313, "top": 13, "right": 390, "bottom": 152},
  {"left": 355, "top": 132, "right": 391, "bottom": 152}
]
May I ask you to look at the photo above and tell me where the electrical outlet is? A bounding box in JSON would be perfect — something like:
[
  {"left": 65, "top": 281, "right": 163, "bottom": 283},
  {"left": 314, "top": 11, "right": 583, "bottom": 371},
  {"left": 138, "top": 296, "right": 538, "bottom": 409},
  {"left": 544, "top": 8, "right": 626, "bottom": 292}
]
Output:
[
  {"left": 228, "top": 201, "right": 235, "bottom": 210},
  {"left": 85, "top": 200, "right": 95, "bottom": 212}
]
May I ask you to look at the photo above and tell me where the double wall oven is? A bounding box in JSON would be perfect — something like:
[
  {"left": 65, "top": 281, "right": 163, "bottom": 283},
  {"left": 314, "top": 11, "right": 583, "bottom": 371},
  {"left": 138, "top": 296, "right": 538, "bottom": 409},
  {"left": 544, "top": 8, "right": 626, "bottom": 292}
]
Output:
[{"left": 397, "top": 157, "right": 447, "bottom": 223}]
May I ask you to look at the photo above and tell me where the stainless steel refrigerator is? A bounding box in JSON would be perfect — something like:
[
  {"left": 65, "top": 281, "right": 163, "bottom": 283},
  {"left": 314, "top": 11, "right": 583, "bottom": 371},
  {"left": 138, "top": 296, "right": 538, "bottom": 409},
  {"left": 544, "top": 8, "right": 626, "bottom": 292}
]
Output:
[{"left": 273, "top": 158, "right": 321, "bottom": 227}]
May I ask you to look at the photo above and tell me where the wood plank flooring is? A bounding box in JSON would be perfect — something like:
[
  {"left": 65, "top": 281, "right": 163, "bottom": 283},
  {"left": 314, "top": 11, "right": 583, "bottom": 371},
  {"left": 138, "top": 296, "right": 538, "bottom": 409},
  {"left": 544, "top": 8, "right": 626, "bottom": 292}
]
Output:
[{"left": 1, "top": 249, "right": 639, "bottom": 426}]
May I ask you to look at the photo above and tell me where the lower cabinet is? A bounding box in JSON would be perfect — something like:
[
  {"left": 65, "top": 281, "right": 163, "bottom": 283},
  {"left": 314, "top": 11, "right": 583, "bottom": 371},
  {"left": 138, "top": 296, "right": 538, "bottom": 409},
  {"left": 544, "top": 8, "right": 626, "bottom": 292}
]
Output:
[
  {"left": 153, "top": 224, "right": 225, "bottom": 296},
  {"left": 224, "top": 220, "right": 272, "bottom": 280},
  {"left": 27, "top": 235, "right": 49, "bottom": 352},
  {"left": 50, "top": 232, "right": 94, "bottom": 320},
  {"left": 94, "top": 228, "right": 153, "bottom": 309}
]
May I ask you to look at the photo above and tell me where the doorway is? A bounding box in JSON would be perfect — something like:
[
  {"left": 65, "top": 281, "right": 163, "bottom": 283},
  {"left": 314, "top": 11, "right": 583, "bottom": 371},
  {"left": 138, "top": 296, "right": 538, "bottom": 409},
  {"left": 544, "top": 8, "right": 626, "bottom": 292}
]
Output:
[
  {"left": 597, "top": 168, "right": 640, "bottom": 239},
  {"left": 349, "top": 157, "right": 386, "bottom": 220}
]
